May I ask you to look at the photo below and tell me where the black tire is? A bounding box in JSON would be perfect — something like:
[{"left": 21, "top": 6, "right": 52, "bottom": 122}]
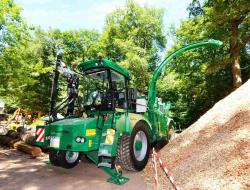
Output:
[
  {"left": 116, "top": 122, "right": 150, "bottom": 171},
  {"left": 57, "top": 150, "right": 81, "bottom": 169},
  {"left": 49, "top": 149, "right": 60, "bottom": 166}
]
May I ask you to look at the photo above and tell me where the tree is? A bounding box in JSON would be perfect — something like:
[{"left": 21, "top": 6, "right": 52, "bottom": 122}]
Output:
[
  {"left": 0, "top": 0, "right": 29, "bottom": 53},
  {"left": 16, "top": 28, "right": 100, "bottom": 112},
  {"left": 157, "top": 0, "right": 250, "bottom": 128},
  {"left": 189, "top": 0, "right": 250, "bottom": 88},
  {"left": 0, "top": 9, "right": 100, "bottom": 113},
  {"left": 100, "top": 0, "right": 166, "bottom": 93},
  {"left": 48, "top": 29, "right": 100, "bottom": 64},
  {"left": 0, "top": 0, "right": 30, "bottom": 111}
]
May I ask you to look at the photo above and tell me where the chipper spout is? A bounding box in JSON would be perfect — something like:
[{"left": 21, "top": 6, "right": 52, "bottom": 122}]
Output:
[{"left": 147, "top": 39, "right": 223, "bottom": 134}]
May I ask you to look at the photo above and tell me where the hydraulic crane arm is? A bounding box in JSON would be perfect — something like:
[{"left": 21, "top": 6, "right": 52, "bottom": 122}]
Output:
[
  {"left": 50, "top": 55, "right": 79, "bottom": 121},
  {"left": 147, "top": 39, "right": 223, "bottom": 130}
]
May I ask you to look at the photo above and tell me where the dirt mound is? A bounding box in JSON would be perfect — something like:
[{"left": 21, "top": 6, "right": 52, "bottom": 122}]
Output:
[{"left": 145, "top": 79, "right": 250, "bottom": 190}]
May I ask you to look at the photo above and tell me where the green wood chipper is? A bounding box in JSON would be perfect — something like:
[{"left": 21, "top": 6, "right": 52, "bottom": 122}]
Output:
[{"left": 35, "top": 39, "right": 222, "bottom": 185}]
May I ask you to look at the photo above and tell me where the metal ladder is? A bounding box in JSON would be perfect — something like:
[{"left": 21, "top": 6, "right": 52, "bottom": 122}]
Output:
[{"left": 97, "top": 123, "right": 118, "bottom": 169}]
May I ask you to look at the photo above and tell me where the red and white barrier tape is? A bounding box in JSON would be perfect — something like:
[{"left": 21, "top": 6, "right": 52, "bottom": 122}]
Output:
[
  {"left": 152, "top": 148, "right": 159, "bottom": 189},
  {"left": 152, "top": 148, "right": 181, "bottom": 190}
]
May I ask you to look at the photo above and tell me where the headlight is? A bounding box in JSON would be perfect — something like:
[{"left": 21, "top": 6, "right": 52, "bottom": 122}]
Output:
[{"left": 75, "top": 137, "right": 85, "bottom": 143}]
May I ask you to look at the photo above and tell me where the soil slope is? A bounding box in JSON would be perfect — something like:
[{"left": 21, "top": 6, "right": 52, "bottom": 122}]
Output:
[{"left": 145, "top": 79, "right": 250, "bottom": 190}]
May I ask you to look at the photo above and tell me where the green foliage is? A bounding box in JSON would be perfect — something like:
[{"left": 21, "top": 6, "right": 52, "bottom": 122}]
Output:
[
  {"left": 0, "top": 2, "right": 100, "bottom": 112},
  {"left": 18, "top": 28, "right": 100, "bottom": 112},
  {"left": 0, "top": 0, "right": 29, "bottom": 53},
  {"left": 100, "top": 0, "right": 166, "bottom": 93},
  {"left": 157, "top": 0, "right": 250, "bottom": 128},
  {"left": 0, "top": 0, "right": 30, "bottom": 111}
]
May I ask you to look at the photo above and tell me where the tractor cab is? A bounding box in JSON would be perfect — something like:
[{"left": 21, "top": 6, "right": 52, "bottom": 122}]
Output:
[{"left": 78, "top": 58, "right": 136, "bottom": 114}]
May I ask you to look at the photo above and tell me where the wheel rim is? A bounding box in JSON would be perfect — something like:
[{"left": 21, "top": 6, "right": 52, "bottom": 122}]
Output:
[
  {"left": 65, "top": 151, "right": 79, "bottom": 164},
  {"left": 133, "top": 131, "right": 147, "bottom": 161}
]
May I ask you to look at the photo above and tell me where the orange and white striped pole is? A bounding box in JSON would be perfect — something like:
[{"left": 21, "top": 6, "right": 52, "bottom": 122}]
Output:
[
  {"left": 152, "top": 148, "right": 159, "bottom": 190},
  {"left": 152, "top": 148, "right": 181, "bottom": 190}
]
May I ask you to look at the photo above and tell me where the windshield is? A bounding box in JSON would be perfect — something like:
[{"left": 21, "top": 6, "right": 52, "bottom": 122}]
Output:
[
  {"left": 84, "top": 69, "right": 110, "bottom": 111},
  {"left": 83, "top": 68, "right": 127, "bottom": 112}
]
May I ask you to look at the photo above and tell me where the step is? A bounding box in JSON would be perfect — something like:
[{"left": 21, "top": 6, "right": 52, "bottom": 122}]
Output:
[
  {"left": 100, "top": 142, "right": 114, "bottom": 146},
  {"left": 98, "top": 152, "right": 112, "bottom": 157},
  {"left": 98, "top": 162, "right": 112, "bottom": 168}
]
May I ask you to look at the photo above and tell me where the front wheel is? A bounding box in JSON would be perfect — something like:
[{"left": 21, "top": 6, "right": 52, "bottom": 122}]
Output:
[
  {"left": 49, "top": 149, "right": 60, "bottom": 166},
  {"left": 116, "top": 122, "right": 150, "bottom": 171},
  {"left": 57, "top": 150, "right": 81, "bottom": 169}
]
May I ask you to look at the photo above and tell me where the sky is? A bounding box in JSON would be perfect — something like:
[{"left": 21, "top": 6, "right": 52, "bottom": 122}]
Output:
[
  {"left": 15, "top": 0, "right": 191, "bottom": 31},
  {"left": 14, "top": 0, "right": 192, "bottom": 49}
]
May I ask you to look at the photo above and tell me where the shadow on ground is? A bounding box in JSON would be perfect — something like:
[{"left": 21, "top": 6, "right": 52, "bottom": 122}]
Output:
[{"left": 0, "top": 150, "right": 149, "bottom": 190}]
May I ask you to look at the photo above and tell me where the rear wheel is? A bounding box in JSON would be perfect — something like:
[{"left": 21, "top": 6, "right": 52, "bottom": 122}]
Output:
[
  {"left": 57, "top": 150, "right": 81, "bottom": 169},
  {"left": 116, "top": 122, "right": 150, "bottom": 171}
]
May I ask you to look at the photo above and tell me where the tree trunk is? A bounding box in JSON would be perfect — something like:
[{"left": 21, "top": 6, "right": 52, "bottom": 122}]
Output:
[
  {"left": 231, "top": 50, "right": 242, "bottom": 88},
  {"left": 230, "top": 22, "right": 242, "bottom": 89},
  {"left": 13, "top": 141, "right": 42, "bottom": 157}
]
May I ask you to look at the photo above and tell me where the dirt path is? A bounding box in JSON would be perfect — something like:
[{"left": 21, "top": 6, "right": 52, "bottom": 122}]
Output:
[{"left": 0, "top": 148, "right": 150, "bottom": 190}]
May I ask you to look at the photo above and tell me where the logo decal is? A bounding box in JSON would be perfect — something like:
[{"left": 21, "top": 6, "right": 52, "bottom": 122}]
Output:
[{"left": 86, "top": 129, "right": 96, "bottom": 136}]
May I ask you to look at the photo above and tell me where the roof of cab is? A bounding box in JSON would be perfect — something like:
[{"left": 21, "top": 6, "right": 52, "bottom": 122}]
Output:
[{"left": 77, "top": 58, "right": 130, "bottom": 79}]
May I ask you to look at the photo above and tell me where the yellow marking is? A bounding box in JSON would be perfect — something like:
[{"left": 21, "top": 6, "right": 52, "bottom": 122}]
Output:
[
  {"left": 88, "top": 139, "right": 92, "bottom": 147},
  {"left": 107, "top": 129, "right": 115, "bottom": 135},
  {"left": 86, "top": 129, "right": 96, "bottom": 136},
  {"left": 105, "top": 135, "right": 114, "bottom": 145}
]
